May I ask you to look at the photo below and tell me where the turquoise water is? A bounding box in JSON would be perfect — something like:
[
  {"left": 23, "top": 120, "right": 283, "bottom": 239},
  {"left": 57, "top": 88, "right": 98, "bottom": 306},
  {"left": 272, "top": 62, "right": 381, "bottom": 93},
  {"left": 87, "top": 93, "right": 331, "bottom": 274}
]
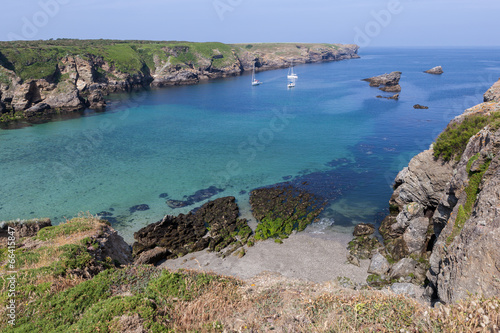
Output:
[{"left": 1, "top": 48, "right": 499, "bottom": 241}]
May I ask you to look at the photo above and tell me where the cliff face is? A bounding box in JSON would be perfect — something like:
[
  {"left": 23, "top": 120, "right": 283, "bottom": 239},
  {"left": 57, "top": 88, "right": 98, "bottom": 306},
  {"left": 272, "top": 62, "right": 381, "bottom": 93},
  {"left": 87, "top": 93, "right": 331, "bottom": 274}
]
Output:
[
  {"left": 379, "top": 79, "right": 500, "bottom": 304},
  {"left": 0, "top": 40, "right": 359, "bottom": 122}
]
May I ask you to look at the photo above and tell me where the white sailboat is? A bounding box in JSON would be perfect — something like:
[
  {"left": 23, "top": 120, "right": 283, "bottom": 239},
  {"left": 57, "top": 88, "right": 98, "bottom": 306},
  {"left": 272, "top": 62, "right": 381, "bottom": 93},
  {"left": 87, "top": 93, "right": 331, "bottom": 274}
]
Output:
[
  {"left": 287, "top": 78, "right": 295, "bottom": 89},
  {"left": 251, "top": 63, "right": 261, "bottom": 86},
  {"left": 287, "top": 62, "right": 298, "bottom": 80}
]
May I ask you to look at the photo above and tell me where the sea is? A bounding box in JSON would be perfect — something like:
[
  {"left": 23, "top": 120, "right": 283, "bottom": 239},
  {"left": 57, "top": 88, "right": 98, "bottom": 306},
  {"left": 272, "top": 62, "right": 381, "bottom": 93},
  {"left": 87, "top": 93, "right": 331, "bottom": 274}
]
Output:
[{"left": 1, "top": 48, "right": 499, "bottom": 242}]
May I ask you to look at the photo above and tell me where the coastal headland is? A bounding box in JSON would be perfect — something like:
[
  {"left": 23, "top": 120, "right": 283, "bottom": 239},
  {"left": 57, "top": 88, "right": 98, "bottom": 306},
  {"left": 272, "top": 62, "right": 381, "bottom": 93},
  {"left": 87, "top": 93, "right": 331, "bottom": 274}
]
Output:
[
  {"left": 0, "top": 40, "right": 359, "bottom": 123},
  {"left": 1, "top": 46, "right": 499, "bottom": 331}
]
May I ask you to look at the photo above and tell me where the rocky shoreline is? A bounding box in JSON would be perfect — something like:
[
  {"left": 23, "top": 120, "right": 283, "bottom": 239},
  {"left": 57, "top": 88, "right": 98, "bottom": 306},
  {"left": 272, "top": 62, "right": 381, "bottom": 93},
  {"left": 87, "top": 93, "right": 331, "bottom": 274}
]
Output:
[
  {"left": 348, "top": 77, "right": 500, "bottom": 304},
  {"left": 0, "top": 40, "right": 359, "bottom": 123}
]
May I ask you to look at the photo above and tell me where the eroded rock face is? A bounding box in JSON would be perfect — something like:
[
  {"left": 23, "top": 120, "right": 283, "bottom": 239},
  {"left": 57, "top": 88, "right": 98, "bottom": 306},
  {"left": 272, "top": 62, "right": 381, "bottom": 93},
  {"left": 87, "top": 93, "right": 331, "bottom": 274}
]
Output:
[
  {"left": 0, "top": 218, "right": 52, "bottom": 239},
  {"left": 427, "top": 127, "right": 500, "bottom": 304},
  {"left": 424, "top": 66, "right": 443, "bottom": 75},
  {"left": 391, "top": 149, "right": 453, "bottom": 209},
  {"left": 483, "top": 78, "right": 500, "bottom": 102},
  {"left": 95, "top": 224, "right": 133, "bottom": 266},
  {"left": 1, "top": 43, "right": 360, "bottom": 122}
]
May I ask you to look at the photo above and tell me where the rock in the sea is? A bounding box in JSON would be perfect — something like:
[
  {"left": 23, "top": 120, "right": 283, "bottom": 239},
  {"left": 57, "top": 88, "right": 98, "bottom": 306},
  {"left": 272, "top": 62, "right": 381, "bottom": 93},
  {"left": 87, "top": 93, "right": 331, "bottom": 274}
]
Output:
[
  {"left": 376, "top": 94, "right": 399, "bottom": 100},
  {"left": 166, "top": 186, "right": 224, "bottom": 208},
  {"left": 483, "top": 78, "right": 500, "bottom": 102},
  {"left": 380, "top": 84, "right": 401, "bottom": 92},
  {"left": 159, "top": 193, "right": 169, "bottom": 198},
  {"left": 363, "top": 71, "right": 402, "bottom": 92},
  {"left": 129, "top": 204, "right": 150, "bottom": 213},
  {"left": 368, "top": 252, "right": 390, "bottom": 275},
  {"left": 353, "top": 223, "right": 375, "bottom": 236},
  {"left": 424, "top": 66, "right": 443, "bottom": 75},
  {"left": 97, "top": 211, "right": 113, "bottom": 217},
  {"left": 413, "top": 104, "right": 429, "bottom": 109}
]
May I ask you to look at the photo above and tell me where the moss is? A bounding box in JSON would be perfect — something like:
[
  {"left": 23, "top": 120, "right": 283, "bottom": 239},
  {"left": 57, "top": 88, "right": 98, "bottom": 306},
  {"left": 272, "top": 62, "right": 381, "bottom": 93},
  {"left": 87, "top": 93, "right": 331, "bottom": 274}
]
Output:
[
  {"left": 446, "top": 157, "right": 491, "bottom": 245},
  {"left": 466, "top": 153, "right": 480, "bottom": 173}
]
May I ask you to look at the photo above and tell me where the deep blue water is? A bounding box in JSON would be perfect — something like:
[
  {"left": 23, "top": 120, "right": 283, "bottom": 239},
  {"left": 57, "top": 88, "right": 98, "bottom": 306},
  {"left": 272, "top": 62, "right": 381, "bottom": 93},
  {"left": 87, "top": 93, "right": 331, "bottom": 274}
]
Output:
[{"left": 1, "top": 48, "right": 499, "bottom": 240}]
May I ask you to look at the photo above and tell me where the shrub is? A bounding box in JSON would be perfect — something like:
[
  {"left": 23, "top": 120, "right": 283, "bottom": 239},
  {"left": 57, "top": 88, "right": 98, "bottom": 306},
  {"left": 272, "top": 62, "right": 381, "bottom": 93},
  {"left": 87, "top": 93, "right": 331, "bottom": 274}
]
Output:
[{"left": 433, "top": 112, "right": 500, "bottom": 161}]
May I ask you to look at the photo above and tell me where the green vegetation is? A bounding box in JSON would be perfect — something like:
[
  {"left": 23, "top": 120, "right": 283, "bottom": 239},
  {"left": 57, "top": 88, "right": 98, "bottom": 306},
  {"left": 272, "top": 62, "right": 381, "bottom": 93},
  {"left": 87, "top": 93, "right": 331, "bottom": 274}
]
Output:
[
  {"left": 36, "top": 216, "right": 105, "bottom": 241},
  {"left": 1, "top": 215, "right": 499, "bottom": 332},
  {"left": 433, "top": 111, "right": 500, "bottom": 161},
  {"left": 446, "top": 155, "right": 492, "bottom": 245},
  {"left": 0, "top": 39, "right": 292, "bottom": 82},
  {"left": 250, "top": 186, "right": 325, "bottom": 241}
]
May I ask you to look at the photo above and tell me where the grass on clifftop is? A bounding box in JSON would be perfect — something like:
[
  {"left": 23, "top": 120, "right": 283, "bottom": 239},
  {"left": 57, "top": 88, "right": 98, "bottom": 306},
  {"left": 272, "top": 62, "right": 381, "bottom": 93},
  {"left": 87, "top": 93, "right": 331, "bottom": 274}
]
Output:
[
  {"left": 1, "top": 215, "right": 499, "bottom": 332},
  {"left": 0, "top": 39, "right": 348, "bottom": 82},
  {"left": 433, "top": 111, "right": 500, "bottom": 161}
]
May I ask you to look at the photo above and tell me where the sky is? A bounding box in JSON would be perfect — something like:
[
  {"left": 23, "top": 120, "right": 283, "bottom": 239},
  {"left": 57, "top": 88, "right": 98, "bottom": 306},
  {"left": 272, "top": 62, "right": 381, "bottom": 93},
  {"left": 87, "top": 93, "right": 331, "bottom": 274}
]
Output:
[{"left": 1, "top": 0, "right": 499, "bottom": 47}]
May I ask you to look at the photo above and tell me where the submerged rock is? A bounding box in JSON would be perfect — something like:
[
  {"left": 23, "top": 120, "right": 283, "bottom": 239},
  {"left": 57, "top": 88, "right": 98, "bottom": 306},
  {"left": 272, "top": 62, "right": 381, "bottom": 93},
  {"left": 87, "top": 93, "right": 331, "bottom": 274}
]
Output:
[
  {"left": 129, "top": 204, "right": 150, "bottom": 213},
  {"left": 424, "top": 66, "right": 443, "bottom": 75},
  {"left": 376, "top": 94, "right": 399, "bottom": 100},
  {"left": 166, "top": 186, "right": 224, "bottom": 208}
]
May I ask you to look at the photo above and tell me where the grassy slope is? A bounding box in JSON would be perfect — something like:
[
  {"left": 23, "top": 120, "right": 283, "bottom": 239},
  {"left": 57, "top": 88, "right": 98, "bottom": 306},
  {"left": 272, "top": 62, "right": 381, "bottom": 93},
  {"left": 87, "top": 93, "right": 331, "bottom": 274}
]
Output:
[
  {"left": 0, "top": 40, "right": 346, "bottom": 82},
  {"left": 1, "top": 215, "right": 498, "bottom": 332}
]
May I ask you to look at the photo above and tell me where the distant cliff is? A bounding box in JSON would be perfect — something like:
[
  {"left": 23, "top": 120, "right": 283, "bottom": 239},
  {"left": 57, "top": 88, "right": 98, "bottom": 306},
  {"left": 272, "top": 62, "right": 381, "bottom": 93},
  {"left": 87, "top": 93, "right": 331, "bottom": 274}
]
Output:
[
  {"left": 0, "top": 40, "right": 359, "bottom": 122},
  {"left": 375, "top": 78, "right": 500, "bottom": 304}
]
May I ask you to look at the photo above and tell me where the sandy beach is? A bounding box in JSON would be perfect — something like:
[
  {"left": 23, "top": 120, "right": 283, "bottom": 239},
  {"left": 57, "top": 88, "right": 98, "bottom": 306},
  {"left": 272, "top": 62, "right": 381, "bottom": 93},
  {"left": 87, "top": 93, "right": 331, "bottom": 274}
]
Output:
[{"left": 159, "top": 228, "right": 370, "bottom": 285}]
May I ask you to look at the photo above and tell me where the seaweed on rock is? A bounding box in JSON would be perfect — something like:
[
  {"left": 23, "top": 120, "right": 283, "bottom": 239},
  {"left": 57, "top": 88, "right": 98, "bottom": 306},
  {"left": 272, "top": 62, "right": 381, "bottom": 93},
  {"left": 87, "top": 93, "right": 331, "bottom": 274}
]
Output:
[{"left": 249, "top": 185, "right": 325, "bottom": 241}]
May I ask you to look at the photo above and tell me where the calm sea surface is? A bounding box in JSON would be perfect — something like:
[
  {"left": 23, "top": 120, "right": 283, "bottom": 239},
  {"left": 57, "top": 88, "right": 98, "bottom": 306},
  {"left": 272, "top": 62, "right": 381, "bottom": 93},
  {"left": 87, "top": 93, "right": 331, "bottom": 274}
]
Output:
[{"left": 1, "top": 48, "right": 499, "bottom": 241}]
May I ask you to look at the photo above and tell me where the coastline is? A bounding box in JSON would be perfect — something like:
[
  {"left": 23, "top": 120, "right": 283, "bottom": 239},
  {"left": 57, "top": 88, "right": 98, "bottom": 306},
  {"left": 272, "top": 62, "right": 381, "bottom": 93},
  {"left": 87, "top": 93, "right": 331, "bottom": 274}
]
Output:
[{"left": 0, "top": 40, "right": 359, "bottom": 124}]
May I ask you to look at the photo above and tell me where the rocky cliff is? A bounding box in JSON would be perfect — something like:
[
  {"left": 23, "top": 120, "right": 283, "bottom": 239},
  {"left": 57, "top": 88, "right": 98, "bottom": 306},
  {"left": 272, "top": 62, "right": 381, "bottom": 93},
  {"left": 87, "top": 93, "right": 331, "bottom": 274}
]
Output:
[
  {"left": 0, "top": 40, "right": 359, "bottom": 122},
  {"left": 376, "top": 78, "right": 500, "bottom": 304}
]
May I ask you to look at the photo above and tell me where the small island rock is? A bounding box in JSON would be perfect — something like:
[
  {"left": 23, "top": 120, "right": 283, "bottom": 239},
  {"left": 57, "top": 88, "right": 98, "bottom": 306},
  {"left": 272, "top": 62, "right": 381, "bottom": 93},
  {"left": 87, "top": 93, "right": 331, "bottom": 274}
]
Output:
[{"left": 424, "top": 66, "right": 443, "bottom": 75}]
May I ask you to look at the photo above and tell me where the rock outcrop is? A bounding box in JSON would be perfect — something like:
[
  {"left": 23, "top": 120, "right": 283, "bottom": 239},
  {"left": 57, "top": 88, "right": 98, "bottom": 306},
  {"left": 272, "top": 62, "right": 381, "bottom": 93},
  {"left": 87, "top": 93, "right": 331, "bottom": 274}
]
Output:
[
  {"left": 424, "top": 66, "right": 444, "bottom": 75},
  {"left": 0, "top": 41, "right": 359, "bottom": 122},
  {"left": 484, "top": 78, "right": 500, "bottom": 102},
  {"left": 0, "top": 218, "right": 52, "bottom": 239},
  {"left": 133, "top": 196, "right": 252, "bottom": 265},
  {"left": 363, "top": 71, "right": 402, "bottom": 93},
  {"left": 375, "top": 80, "right": 500, "bottom": 304},
  {"left": 413, "top": 104, "right": 429, "bottom": 109}
]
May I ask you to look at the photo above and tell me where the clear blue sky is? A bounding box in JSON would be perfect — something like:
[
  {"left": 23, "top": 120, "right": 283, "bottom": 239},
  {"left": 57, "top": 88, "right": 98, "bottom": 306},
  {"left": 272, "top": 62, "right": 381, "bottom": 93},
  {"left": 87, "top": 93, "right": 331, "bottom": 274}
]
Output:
[{"left": 1, "top": 0, "right": 499, "bottom": 47}]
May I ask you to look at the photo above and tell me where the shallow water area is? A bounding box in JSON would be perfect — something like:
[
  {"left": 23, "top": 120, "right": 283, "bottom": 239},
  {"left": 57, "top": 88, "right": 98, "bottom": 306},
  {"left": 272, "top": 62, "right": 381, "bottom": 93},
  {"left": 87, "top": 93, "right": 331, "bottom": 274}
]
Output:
[{"left": 1, "top": 47, "right": 499, "bottom": 243}]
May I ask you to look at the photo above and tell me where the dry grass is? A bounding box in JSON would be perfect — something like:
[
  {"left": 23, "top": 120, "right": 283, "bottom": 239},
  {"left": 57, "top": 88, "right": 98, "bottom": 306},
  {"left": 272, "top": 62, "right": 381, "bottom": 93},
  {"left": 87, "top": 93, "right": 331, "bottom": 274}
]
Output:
[{"left": 165, "top": 271, "right": 500, "bottom": 333}]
